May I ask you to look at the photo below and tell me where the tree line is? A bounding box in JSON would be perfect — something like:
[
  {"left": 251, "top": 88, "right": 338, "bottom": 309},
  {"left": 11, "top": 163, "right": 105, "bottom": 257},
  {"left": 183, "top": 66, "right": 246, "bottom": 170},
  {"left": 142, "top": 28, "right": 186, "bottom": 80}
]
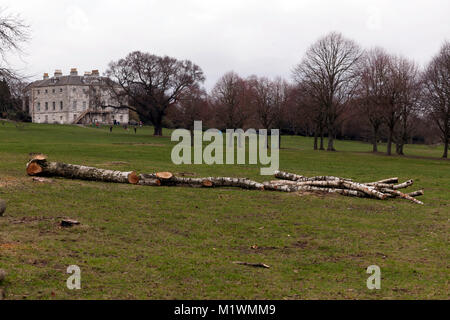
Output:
[{"left": 104, "top": 32, "right": 449, "bottom": 158}]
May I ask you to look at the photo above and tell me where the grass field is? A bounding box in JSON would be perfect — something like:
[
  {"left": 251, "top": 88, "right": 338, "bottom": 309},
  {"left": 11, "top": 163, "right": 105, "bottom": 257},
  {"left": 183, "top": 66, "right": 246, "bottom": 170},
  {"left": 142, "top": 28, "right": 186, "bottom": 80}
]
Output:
[{"left": 0, "top": 122, "right": 448, "bottom": 299}]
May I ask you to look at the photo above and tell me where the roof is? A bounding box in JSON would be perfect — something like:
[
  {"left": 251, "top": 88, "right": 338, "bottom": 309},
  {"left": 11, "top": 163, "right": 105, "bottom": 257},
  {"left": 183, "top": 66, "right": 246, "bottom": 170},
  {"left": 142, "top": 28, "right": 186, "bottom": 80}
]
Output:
[{"left": 27, "top": 75, "right": 113, "bottom": 89}]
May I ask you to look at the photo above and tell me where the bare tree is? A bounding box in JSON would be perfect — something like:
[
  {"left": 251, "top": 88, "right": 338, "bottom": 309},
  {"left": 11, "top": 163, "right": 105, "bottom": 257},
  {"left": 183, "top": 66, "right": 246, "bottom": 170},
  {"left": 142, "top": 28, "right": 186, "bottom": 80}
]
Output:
[
  {"left": 168, "top": 86, "right": 210, "bottom": 144},
  {"left": 248, "top": 76, "right": 278, "bottom": 130},
  {"left": 293, "top": 32, "right": 363, "bottom": 151},
  {"left": 381, "top": 55, "right": 419, "bottom": 155},
  {"left": 395, "top": 60, "right": 421, "bottom": 155},
  {"left": 422, "top": 41, "right": 450, "bottom": 158},
  {"left": 106, "top": 51, "right": 205, "bottom": 135},
  {"left": 210, "top": 71, "right": 250, "bottom": 129},
  {"left": 358, "top": 48, "right": 391, "bottom": 152},
  {"left": 289, "top": 81, "right": 325, "bottom": 149},
  {"left": 0, "top": 8, "right": 29, "bottom": 80}
]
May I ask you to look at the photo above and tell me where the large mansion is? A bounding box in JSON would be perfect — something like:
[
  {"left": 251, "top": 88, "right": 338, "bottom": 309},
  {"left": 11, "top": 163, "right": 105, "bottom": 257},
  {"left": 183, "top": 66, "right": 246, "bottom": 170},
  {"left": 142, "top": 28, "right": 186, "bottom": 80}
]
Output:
[{"left": 23, "top": 68, "right": 129, "bottom": 125}]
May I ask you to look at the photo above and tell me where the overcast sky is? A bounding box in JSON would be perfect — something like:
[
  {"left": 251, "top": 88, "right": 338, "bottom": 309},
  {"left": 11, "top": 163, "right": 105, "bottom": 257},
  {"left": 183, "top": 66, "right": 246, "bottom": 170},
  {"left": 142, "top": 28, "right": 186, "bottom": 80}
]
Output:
[{"left": 3, "top": 0, "right": 450, "bottom": 89}]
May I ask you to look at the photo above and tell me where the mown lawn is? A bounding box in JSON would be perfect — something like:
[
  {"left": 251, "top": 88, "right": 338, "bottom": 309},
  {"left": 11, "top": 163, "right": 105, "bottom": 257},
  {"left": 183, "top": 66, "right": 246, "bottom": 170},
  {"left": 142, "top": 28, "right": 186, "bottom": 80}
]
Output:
[{"left": 0, "top": 122, "right": 448, "bottom": 299}]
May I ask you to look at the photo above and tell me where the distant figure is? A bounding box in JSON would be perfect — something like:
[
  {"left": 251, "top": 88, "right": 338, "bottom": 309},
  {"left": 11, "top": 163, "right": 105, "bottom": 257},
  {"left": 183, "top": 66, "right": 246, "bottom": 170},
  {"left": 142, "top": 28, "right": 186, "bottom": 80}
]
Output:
[
  {"left": 110, "top": 126, "right": 113, "bottom": 133},
  {"left": 134, "top": 126, "right": 137, "bottom": 134},
  {"left": 139, "top": 121, "right": 143, "bottom": 127}
]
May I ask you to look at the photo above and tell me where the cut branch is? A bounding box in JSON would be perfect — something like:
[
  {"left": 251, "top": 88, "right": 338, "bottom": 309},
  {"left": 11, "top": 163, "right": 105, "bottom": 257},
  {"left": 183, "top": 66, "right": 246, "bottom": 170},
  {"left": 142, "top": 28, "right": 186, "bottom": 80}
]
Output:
[
  {"left": 380, "top": 188, "right": 424, "bottom": 205},
  {"left": 26, "top": 159, "right": 139, "bottom": 184}
]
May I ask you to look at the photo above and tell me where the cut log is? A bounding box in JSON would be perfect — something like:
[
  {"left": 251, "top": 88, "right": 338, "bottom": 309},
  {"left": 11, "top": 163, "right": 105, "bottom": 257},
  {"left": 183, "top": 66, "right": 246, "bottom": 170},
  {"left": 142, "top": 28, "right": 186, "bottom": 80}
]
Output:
[
  {"left": 342, "top": 181, "right": 387, "bottom": 200},
  {"left": 274, "top": 170, "right": 305, "bottom": 181},
  {"left": 202, "top": 179, "right": 214, "bottom": 187},
  {"left": 137, "top": 175, "right": 161, "bottom": 186},
  {"left": 60, "top": 219, "right": 80, "bottom": 227},
  {"left": 380, "top": 188, "right": 424, "bottom": 205},
  {"left": 138, "top": 174, "right": 264, "bottom": 190},
  {"left": 171, "top": 176, "right": 210, "bottom": 187},
  {"left": 408, "top": 190, "right": 424, "bottom": 197},
  {"left": 263, "top": 182, "right": 294, "bottom": 192},
  {"left": 393, "top": 179, "right": 414, "bottom": 190},
  {"left": 26, "top": 161, "right": 43, "bottom": 175},
  {"left": 156, "top": 172, "right": 173, "bottom": 180},
  {"left": 368, "top": 183, "right": 395, "bottom": 189},
  {"left": 274, "top": 170, "right": 351, "bottom": 182},
  {"left": 233, "top": 261, "right": 270, "bottom": 268},
  {"left": 208, "top": 177, "right": 264, "bottom": 190},
  {"left": 26, "top": 159, "right": 139, "bottom": 184},
  {"left": 366, "top": 177, "right": 398, "bottom": 185}
]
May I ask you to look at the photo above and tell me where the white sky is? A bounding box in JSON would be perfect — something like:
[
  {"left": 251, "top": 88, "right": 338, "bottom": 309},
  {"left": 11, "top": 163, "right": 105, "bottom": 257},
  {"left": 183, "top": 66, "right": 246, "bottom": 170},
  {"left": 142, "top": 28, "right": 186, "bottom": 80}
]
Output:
[{"left": 3, "top": 0, "right": 450, "bottom": 89}]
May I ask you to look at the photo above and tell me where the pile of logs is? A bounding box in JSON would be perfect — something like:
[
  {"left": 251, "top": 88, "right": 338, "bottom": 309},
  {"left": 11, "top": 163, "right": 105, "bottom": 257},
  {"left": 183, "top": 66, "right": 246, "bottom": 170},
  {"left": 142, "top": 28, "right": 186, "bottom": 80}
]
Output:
[{"left": 25, "top": 155, "right": 424, "bottom": 205}]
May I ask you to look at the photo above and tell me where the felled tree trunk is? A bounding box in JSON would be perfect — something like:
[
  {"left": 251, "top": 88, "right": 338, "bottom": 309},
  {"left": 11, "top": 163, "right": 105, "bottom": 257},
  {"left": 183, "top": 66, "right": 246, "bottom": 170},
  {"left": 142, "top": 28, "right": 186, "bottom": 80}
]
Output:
[
  {"left": 274, "top": 171, "right": 351, "bottom": 182},
  {"left": 26, "top": 158, "right": 139, "bottom": 184},
  {"left": 139, "top": 173, "right": 264, "bottom": 190},
  {"left": 274, "top": 170, "right": 305, "bottom": 181}
]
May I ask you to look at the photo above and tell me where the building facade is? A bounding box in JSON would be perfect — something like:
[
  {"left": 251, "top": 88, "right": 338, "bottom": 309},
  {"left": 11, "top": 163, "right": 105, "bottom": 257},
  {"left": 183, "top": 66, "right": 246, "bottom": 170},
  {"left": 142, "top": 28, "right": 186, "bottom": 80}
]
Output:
[{"left": 23, "top": 68, "right": 129, "bottom": 125}]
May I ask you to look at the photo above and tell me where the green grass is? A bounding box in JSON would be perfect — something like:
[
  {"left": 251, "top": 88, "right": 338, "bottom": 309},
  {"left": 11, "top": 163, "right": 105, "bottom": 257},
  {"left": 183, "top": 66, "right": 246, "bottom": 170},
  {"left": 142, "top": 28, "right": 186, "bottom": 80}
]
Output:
[{"left": 0, "top": 122, "right": 448, "bottom": 299}]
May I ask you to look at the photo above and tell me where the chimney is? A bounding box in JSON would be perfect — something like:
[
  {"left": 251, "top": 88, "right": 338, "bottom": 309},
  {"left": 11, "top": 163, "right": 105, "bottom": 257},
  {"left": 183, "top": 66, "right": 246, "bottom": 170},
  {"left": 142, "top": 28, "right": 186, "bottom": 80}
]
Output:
[
  {"left": 43, "top": 73, "right": 49, "bottom": 80},
  {"left": 54, "top": 69, "right": 62, "bottom": 77},
  {"left": 91, "top": 69, "right": 100, "bottom": 77},
  {"left": 84, "top": 71, "right": 91, "bottom": 76},
  {"left": 70, "top": 68, "right": 78, "bottom": 76}
]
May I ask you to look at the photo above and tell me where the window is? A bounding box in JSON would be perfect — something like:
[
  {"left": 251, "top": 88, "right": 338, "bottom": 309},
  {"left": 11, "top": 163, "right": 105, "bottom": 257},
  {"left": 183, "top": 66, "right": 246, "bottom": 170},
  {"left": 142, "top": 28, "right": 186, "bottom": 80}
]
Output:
[
  {"left": 73, "top": 88, "right": 76, "bottom": 92},
  {"left": 60, "top": 101, "right": 63, "bottom": 110},
  {"left": 60, "top": 116, "right": 63, "bottom": 121},
  {"left": 52, "top": 102, "right": 56, "bottom": 110},
  {"left": 73, "top": 114, "right": 76, "bottom": 119},
  {"left": 37, "top": 90, "right": 40, "bottom": 95},
  {"left": 73, "top": 101, "right": 77, "bottom": 110},
  {"left": 120, "top": 115, "right": 123, "bottom": 121},
  {"left": 45, "top": 115, "right": 48, "bottom": 122},
  {"left": 83, "top": 101, "right": 86, "bottom": 109},
  {"left": 37, "top": 102, "right": 40, "bottom": 111},
  {"left": 45, "top": 102, "right": 48, "bottom": 110},
  {"left": 60, "top": 88, "right": 63, "bottom": 93},
  {"left": 52, "top": 89, "right": 55, "bottom": 93},
  {"left": 45, "top": 89, "right": 48, "bottom": 93}
]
